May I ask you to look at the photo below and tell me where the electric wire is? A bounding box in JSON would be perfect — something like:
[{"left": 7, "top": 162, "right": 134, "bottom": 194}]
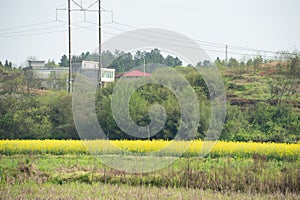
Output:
[
  {"left": 0, "top": 20, "right": 56, "bottom": 32},
  {"left": 0, "top": 12, "right": 296, "bottom": 59}
]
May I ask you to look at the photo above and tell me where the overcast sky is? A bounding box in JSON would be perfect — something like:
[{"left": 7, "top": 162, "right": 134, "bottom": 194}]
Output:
[{"left": 0, "top": 0, "right": 299, "bottom": 66}]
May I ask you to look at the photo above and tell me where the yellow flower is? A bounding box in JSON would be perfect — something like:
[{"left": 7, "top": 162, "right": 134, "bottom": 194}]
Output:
[{"left": 0, "top": 140, "right": 299, "bottom": 161}]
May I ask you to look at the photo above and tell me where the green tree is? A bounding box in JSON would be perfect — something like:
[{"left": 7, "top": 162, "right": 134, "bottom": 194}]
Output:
[
  {"left": 165, "top": 55, "right": 182, "bottom": 67},
  {"left": 0, "top": 64, "right": 23, "bottom": 94},
  {"left": 246, "top": 58, "right": 253, "bottom": 71},
  {"left": 45, "top": 59, "right": 57, "bottom": 68},
  {"left": 47, "top": 92, "right": 78, "bottom": 139},
  {"left": 214, "top": 57, "right": 224, "bottom": 68},
  {"left": 59, "top": 55, "right": 69, "bottom": 67},
  {"left": 253, "top": 55, "right": 263, "bottom": 74},
  {"left": 101, "top": 50, "right": 116, "bottom": 68},
  {"left": 147, "top": 49, "right": 165, "bottom": 64},
  {"left": 110, "top": 52, "right": 134, "bottom": 72},
  {"left": 4, "top": 60, "right": 12, "bottom": 70},
  {"left": 228, "top": 57, "right": 239, "bottom": 68},
  {"left": 268, "top": 56, "right": 300, "bottom": 104},
  {"left": 133, "top": 51, "right": 146, "bottom": 65},
  {"left": 221, "top": 105, "right": 250, "bottom": 141},
  {"left": 203, "top": 60, "right": 212, "bottom": 67},
  {"left": 196, "top": 61, "right": 202, "bottom": 67}
]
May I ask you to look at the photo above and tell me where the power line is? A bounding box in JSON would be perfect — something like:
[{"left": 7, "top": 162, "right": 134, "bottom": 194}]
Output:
[
  {"left": 227, "top": 45, "right": 293, "bottom": 55},
  {"left": 114, "top": 22, "right": 226, "bottom": 47},
  {"left": 0, "top": 7, "right": 295, "bottom": 60},
  {"left": 0, "top": 20, "right": 55, "bottom": 32},
  {"left": 102, "top": 23, "right": 226, "bottom": 49},
  {"left": 66, "top": 20, "right": 284, "bottom": 59},
  {"left": 0, "top": 18, "right": 283, "bottom": 59},
  {"left": 99, "top": 23, "right": 285, "bottom": 58},
  {"left": 112, "top": 22, "right": 296, "bottom": 56},
  {"left": 0, "top": 22, "right": 94, "bottom": 38},
  {"left": 0, "top": 5, "right": 265, "bottom": 57},
  {"left": 77, "top": 23, "right": 278, "bottom": 59},
  {"left": 0, "top": 24, "right": 66, "bottom": 36},
  {"left": 0, "top": 29, "right": 68, "bottom": 37}
]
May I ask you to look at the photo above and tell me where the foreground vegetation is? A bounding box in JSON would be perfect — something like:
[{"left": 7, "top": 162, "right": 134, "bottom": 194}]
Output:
[
  {"left": 1, "top": 140, "right": 298, "bottom": 198},
  {"left": 0, "top": 140, "right": 299, "bottom": 161},
  {"left": 1, "top": 181, "right": 299, "bottom": 200},
  {"left": 1, "top": 51, "right": 299, "bottom": 198},
  {"left": 0, "top": 154, "right": 299, "bottom": 196},
  {"left": 1, "top": 140, "right": 299, "bottom": 198}
]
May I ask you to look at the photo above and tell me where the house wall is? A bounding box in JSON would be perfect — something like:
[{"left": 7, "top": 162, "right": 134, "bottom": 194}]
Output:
[
  {"left": 82, "top": 61, "right": 98, "bottom": 70},
  {"left": 101, "top": 68, "right": 115, "bottom": 82}
]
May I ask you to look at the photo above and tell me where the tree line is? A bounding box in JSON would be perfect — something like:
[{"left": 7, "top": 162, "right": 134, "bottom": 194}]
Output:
[
  {"left": 0, "top": 52, "right": 299, "bottom": 142},
  {"left": 58, "top": 49, "right": 182, "bottom": 73},
  {"left": 0, "top": 65, "right": 299, "bottom": 142}
]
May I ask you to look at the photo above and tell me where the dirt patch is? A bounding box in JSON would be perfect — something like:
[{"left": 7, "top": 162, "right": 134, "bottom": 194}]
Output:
[
  {"left": 227, "top": 96, "right": 300, "bottom": 110},
  {"left": 56, "top": 163, "right": 91, "bottom": 174},
  {"left": 6, "top": 161, "right": 49, "bottom": 184}
]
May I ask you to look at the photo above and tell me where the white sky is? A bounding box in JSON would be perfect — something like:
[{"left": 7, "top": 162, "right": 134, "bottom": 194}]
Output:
[{"left": 0, "top": 0, "right": 300, "bottom": 66}]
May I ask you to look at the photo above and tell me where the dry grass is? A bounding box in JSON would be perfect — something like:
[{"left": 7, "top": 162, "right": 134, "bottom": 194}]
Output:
[
  {"left": 1, "top": 182, "right": 299, "bottom": 200},
  {"left": 1, "top": 155, "right": 299, "bottom": 195}
]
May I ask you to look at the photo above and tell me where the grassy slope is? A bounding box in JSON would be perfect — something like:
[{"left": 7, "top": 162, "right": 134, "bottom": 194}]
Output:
[{"left": 221, "top": 66, "right": 300, "bottom": 102}]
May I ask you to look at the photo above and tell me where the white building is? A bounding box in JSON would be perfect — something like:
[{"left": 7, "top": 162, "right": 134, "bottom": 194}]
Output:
[
  {"left": 80, "top": 60, "right": 115, "bottom": 83},
  {"left": 100, "top": 68, "right": 115, "bottom": 82},
  {"left": 28, "top": 60, "right": 46, "bottom": 69},
  {"left": 81, "top": 60, "right": 99, "bottom": 70},
  {"left": 24, "top": 60, "right": 115, "bottom": 90}
]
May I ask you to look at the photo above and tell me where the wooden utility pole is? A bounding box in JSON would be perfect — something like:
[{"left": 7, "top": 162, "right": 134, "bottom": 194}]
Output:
[
  {"left": 68, "top": 0, "right": 72, "bottom": 93},
  {"left": 59, "top": 0, "right": 104, "bottom": 91},
  {"left": 98, "top": 0, "right": 102, "bottom": 85},
  {"left": 225, "top": 45, "right": 228, "bottom": 66}
]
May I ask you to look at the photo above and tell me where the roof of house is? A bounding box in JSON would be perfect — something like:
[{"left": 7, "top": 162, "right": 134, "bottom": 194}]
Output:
[
  {"left": 122, "top": 70, "right": 151, "bottom": 77},
  {"left": 28, "top": 60, "right": 45, "bottom": 63}
]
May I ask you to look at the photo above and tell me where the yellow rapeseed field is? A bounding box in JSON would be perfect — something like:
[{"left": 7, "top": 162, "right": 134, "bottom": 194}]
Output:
[{"left": 0, "top": 140, "right": 299, "bottom": 161}]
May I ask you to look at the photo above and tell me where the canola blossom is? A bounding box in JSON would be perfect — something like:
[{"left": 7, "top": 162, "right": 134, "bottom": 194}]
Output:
[{"left": 0, "top": 140, "right": 299, "bottom": 161}]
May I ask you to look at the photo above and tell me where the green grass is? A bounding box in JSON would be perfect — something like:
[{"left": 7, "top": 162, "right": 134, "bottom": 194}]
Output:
[{"left": 0, "top": 154, "right": 299, "bottom": 196}]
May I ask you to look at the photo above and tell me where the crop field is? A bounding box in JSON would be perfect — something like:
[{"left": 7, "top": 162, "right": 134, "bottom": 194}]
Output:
[
  {"left": 1, "top": 140, "right": 300, "bottom": 160},
  {"left": 0, "top": 140, "right": 300, "bottom": 199}
]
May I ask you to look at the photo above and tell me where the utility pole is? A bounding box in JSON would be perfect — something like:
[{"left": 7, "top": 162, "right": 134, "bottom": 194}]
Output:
[
  {"left": 98, "top": 0, "right": 102, "bottom": 86},
  {"left": 225, "top": 45, "right": 228, "bottom": 66},
  {"left": 143, "top": 57, "right": 146, "bottom": 77},
  {"left": 68, "top": 0, "right": 72, "bottom": 93},
  {"left": 56, "top": 0, "right": 109, "bottom": 90}
]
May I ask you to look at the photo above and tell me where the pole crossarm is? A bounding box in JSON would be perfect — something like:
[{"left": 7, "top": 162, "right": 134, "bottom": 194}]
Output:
[
  {"left": 57, "top": 8, "right": 99, "bottom": 12},
  {"left": 56, "top": 0, "right": 113, "bottom": 91}
]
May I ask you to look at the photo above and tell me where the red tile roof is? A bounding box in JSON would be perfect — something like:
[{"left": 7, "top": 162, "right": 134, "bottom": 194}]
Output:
[{"left": 122, "top": 70, "right": 151, "bottom": 77}]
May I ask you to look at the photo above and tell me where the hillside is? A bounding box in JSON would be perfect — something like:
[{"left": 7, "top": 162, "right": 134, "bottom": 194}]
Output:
[
  {"left": 0, "top": 57, "right": 299, "bottom": 142},
  {"left": 221, "top": 61, "right": 300, "bottom": 111}
]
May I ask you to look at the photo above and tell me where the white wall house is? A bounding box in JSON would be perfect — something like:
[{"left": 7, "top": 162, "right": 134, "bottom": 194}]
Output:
[
  {"left": 81, "top": 60, "right": 115, "bottom": 83},
  {"left": 28, "top": 60, "right": 46, "bottom": 69},
  {"left": 81, "top": 60, "right": 99, "bottom": 70},
  {"left": 24, "top": 60, "right": 116, "bottom": 90},
  {"left": 100, "top": 68, "right": 115, "bottom": 82}
]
